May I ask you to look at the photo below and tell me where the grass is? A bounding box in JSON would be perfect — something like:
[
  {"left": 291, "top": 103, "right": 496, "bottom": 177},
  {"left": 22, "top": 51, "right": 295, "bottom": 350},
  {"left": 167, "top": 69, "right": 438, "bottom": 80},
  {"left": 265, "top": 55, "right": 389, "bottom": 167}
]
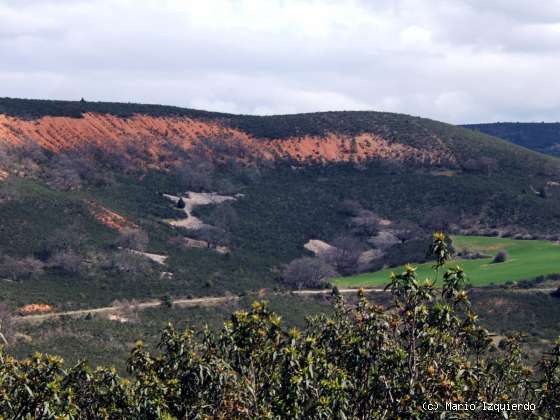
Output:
[{"left": 334, "top": 235, "right": 560, "bottom": 288}]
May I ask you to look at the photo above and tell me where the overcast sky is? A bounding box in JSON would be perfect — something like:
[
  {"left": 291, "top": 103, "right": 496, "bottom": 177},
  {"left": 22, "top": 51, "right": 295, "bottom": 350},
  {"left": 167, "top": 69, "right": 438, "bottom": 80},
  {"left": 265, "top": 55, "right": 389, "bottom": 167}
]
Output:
[{"left": 1, "top": 0, "right": 560, "bottom": 123}]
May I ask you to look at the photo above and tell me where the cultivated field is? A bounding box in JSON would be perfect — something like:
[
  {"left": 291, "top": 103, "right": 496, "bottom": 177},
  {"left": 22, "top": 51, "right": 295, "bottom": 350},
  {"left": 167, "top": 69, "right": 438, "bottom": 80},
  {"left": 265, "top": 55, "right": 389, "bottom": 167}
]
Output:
[{"left": 334, "top": 235, "right": 560, "bottom": 287}]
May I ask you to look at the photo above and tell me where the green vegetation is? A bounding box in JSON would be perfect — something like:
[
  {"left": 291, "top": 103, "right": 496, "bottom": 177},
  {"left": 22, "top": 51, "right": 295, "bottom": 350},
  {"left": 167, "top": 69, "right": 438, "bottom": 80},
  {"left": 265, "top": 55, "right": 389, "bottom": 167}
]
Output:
[
  {"left": 10, "top": 294, "right": 333, "bottom": 373},
  {"left": 1, "top": 235, "right": 560, "bottom": 417},
  {"left": 334, "top": 235, "right": 560, "bottom": 288},
  {"left": 4, "top": 98, "right": 560, "bottom": 369}
]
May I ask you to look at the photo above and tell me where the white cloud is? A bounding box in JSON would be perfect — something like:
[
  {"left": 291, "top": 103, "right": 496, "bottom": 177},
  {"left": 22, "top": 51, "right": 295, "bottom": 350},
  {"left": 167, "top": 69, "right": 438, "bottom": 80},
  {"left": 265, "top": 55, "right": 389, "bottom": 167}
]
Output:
[{"left": 0, "top": 0, "right": 559, "bottom": 123}]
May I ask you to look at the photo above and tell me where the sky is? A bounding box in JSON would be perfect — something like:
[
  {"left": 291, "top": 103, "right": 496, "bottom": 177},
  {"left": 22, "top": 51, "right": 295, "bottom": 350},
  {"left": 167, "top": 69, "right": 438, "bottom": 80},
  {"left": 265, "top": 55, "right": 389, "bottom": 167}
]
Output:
[{"left": 1, "top": 0, "right": 560, "bottom": 123}]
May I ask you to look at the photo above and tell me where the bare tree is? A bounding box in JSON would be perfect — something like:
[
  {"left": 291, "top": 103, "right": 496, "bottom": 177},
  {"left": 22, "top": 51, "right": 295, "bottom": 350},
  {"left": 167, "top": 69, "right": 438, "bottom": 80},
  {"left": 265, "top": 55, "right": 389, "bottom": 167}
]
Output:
[
  {"left": 463, "top": 156, "right": 498, "bottom": 176},
  {"left": 349, "top": 210, "right": 380, "bottom": 237},
  {"left": 282, "top": 257, "right": 337, "bottom": 289},
  {"left": 40, "top": 225, "right": 83, "bottom": 258},
  {"left": 0, "top": 255, "right": 44, "bottom": 280},
  {"left": 175, "top": 159, "right": 215, "bottom": 192},
  {"left": 47, "top": 154, "right": 83, "bottom": 191},
  {"left": 337, "top": 199, "right": 363, "bottom": 217},
  {"left": 478, "top": 156, "right": 498, "bottom": 176},
  {"left": 393, "top": 221, "right": 422, "bottom": 243},
  {"left": 49, "top": 250, "right": 83, "bottom": 274},
  {"left": 111, "top": 251, "right": 151, "bottom": 274},
  {"left": 115, "top": 228, "right": 149, "bottom": 251},
  {"left": 326, "top": 235, "right": 364, "bottom": 275},
  {"left": 195, "top": 226, "right": 230, "bottom": 248},
  {"left": 212, "top": 204, "right": 239, "bottom": 233}
]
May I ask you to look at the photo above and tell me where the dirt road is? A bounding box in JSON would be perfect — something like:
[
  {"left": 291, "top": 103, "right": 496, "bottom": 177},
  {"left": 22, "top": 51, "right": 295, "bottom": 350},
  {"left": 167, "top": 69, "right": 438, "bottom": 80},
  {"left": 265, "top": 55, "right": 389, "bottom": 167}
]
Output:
[
  {"left": 13, "top": 287, "right": 554, "bottom": 324},
  {"left": 13, "top": 289, "right": 384, "bottom": 324}
]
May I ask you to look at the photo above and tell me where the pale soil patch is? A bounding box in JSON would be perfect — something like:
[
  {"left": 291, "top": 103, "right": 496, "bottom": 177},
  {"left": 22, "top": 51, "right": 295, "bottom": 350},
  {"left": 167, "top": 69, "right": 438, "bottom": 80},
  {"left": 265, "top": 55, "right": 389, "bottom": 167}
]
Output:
[
  {"left": 304, "top": 239, "right": 335, "bottom": 255},
  {"left": 430, "top": 169, "right": 458, "bottom": 177},
  {"left": 108, "top": 314, "right": 129, "bottom": 323},
  {"left": 182, "top": 237, "right": 208, "bottom": 249},
  {"left": 215, "top": 245, "right": 230, "bottom": 254},
  {"left": 159, "top": 271, "right": 174, "bottom": 280},
  {"left": 172, "top": 236, "right": 231, "bottom": 254},
  {"left": 163, "top": 191, "right": 236, "bottom": 230},
  {"left": 0, "top": 169, "right": 8, "bottom": 181},
  {"left": 129, "top": 249, "right": 167, "bottom": 265}
]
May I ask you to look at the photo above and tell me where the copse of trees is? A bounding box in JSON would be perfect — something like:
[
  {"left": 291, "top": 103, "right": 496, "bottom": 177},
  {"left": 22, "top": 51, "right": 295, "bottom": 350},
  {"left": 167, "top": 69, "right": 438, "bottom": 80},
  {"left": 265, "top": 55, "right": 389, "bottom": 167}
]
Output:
[
  {"left": 282, "top": 256, "right": 337, "bottom": 289},
  {"left": 1, "top": 233, "right": 560, "bottom": 417}
]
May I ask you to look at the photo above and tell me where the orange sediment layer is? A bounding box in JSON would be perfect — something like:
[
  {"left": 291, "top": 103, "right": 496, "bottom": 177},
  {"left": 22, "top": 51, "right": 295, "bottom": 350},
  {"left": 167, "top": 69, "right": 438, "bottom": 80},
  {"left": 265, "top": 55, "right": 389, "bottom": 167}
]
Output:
[
  {"left": 17, "top": 303, "right": 53, "bottom": 315},
  {"left": 0, "top": 113, "right": 455, "bottom": 165},
  {"left": 85, "top": 200, "right": 138, "bottom": 231}
]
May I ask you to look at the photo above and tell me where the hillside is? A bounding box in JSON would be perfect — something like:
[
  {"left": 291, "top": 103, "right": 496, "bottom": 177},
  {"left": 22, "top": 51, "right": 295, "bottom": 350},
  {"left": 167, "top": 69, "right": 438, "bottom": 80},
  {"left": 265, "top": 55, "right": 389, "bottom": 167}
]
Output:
[
  {"left": 1, "top": 98, "right": 560, "bottom": 310},
  {"left": 0, "top": 98, "right": 553, "bottom": 170},
  {"left": 465, "top": 122, "right": 560, "bottom": 157}
]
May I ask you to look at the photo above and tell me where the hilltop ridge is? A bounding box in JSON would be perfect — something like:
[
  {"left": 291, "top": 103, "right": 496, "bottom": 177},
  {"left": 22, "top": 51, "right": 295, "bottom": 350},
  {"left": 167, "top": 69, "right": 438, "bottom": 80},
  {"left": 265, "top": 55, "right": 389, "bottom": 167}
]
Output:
[{"left": 0, "top": 98, "right": 556, "bottom": 173}]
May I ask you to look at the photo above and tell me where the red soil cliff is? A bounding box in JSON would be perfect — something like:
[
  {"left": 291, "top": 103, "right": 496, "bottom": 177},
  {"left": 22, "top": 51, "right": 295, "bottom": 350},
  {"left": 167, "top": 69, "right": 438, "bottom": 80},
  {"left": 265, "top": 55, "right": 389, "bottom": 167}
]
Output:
[{"left": 0, "top": 113, "right": 455, "bottom": 166}]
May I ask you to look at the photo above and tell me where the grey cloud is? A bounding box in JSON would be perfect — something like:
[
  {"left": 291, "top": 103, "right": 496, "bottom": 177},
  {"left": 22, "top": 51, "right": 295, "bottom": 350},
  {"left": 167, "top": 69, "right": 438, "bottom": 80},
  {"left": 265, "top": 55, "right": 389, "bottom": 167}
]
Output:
[{"left": 0, "top": 0, "right": 559, "bottom": 123}]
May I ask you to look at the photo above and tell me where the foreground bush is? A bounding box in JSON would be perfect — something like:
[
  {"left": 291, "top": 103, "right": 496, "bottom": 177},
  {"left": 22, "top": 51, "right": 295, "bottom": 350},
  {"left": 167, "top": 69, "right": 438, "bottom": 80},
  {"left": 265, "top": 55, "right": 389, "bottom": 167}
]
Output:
[{"left": 1, "top": 233, "right": 560, "bottom": 418}]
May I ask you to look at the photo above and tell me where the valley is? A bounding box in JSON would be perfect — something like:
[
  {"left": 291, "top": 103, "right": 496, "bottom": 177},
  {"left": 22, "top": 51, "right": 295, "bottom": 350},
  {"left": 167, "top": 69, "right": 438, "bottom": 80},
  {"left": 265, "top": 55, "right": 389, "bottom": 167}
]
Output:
[{"left": 1, "top": 98, "right": 560, "bottom": 380}]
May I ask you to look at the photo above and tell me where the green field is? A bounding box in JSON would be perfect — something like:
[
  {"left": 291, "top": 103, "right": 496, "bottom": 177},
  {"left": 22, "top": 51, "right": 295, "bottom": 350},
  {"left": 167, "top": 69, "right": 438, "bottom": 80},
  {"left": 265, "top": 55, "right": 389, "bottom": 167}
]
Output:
[{"left": 334, "top": 235, "right": 560, "bottom": 288}]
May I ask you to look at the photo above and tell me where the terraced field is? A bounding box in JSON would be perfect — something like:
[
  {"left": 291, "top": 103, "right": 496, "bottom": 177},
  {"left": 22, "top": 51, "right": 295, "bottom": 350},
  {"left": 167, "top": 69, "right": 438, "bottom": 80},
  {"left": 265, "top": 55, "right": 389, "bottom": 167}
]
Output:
[{"left": 334, "top": 235, "right": 560, "bottom": 288}]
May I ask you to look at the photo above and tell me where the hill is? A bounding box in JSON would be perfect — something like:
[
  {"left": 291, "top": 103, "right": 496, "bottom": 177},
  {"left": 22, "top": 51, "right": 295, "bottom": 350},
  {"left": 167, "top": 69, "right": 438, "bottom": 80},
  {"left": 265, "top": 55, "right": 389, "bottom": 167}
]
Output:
[
  {"left": 1, "top": 98, "right": 560, "bottom": 310},
  {"left": 465, "top": 122, "right": 560, "bottom": 157}
]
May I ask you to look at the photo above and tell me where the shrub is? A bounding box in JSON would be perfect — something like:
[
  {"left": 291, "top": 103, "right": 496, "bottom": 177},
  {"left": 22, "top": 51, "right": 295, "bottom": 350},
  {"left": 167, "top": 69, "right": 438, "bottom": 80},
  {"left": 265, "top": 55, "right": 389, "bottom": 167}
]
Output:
[
  {"left": 160, "top": 295, "right": 173, "bottom": 308},
  {"left": 1, "top": 233, "right": 560, "bottom": 417},
  {"left": 493, "top": 250, "right": 508, "bottom": 263}
]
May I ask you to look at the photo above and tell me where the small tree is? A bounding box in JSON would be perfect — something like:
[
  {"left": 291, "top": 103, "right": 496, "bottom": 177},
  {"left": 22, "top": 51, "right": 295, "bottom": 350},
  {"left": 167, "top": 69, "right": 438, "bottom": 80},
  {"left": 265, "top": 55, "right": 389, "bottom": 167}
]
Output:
[
  {"left": 176, "top": 197, "right": 186, "bottom": 209},
  {"left": 493, "top": 250, "right": 508, "bottom": 263}
]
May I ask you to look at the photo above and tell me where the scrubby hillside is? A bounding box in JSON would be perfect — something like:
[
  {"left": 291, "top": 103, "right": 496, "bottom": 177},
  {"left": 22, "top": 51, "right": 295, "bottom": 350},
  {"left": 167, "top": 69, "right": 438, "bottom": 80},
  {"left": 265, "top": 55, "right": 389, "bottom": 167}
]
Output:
[
  {"left": 1, "top": 97, "right": 560, "bottom": 312},
  {"left": 1, "top": 98, "right": 556, "bottom": 172}
]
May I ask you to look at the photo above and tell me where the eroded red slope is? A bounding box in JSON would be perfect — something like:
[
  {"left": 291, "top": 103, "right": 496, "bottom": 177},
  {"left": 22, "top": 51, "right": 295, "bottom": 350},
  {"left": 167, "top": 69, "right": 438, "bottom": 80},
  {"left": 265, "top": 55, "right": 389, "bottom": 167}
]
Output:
[{"left": 0, "top": 112, "right": 456, "bottom": 165}]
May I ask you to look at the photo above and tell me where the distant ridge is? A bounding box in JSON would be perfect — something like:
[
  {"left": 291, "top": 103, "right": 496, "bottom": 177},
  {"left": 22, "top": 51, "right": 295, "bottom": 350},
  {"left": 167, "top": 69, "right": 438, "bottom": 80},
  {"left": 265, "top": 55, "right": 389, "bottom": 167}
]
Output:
[{"left": 465, "top": 122, "right": 560, "bottom": 157}]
